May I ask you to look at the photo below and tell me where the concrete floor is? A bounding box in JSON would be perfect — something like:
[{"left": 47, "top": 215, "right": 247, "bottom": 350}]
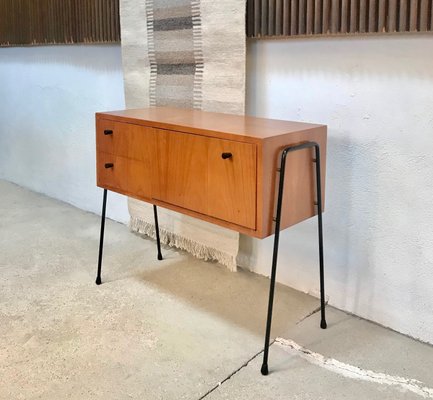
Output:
[{"left": 1, "top": 180, "right": 433, "bottom": 400}]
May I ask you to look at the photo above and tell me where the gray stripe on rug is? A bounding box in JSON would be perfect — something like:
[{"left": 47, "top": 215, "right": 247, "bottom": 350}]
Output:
[
  {"left": 153, "top": 16, "right": 193, "bottom": 31},
  {"left": 157, "top": 63, "right": 196, "bottom": 75},
  {"left": 153, "top": 5, "right": 191, "bottom": 19}
]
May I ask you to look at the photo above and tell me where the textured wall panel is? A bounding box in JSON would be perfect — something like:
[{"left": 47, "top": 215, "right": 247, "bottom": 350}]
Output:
[
  {"left": 247, "top": 0, "right": 433, "bottom": 37},
  {"left": 0, "top": 0, "right": 120, "bottom": 46}
]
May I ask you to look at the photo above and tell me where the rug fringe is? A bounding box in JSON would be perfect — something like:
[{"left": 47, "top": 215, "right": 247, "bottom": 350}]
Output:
[{"left": 130, "top": 217, "right": 237, "bottom": 272}]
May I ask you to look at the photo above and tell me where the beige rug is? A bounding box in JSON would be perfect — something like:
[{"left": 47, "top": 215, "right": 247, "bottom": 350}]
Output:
[{"left": 120, "top": 0, "right": 246, "bottom": 270}]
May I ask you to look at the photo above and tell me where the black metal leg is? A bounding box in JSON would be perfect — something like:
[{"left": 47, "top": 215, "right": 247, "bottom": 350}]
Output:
[
  {"left": 261, "top": 145, "right": 288, "bottom": 376},
  {"left": 261, "top": 142, "right": 327, "bottom": 376},
  {"left": 153, "top": 205, "right": 163, "bottom": 261},
  {"left": 314, "top": 145, "right": 327, "bottom": 329},
  {"left": 96, "top": 189, "right": 107, "bottom": 285}
]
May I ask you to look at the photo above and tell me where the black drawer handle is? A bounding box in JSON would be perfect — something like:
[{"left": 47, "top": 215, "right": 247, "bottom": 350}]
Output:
[
  {"left": 221, "top": 152, "right": 232, "bottom": 160},
  {"left": 104, "top": 163, "right": 114, "bottom": 169},
  {"left": 104, "top": 130, "right": 113, "bottom": 135}
]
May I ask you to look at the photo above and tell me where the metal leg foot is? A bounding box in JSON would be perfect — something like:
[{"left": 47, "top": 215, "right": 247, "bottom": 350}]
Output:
[
  {"left": 96, "top": 189, "right": 107, "bottom": 285},
  {"left": 261, "top": 364, "right": 269, "bottom": 376},
  {"left": 153, "top": 205, "right": 163, "bottom": 261}
]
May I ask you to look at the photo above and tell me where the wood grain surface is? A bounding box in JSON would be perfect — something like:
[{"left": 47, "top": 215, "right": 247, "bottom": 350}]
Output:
[
  {"left": 96, "top": 107, "right": 327, "bottom": 238},
  {"left": 96, "top": 107, "right": 325, "bottom": 141},
  {"left": 207, "top": 137, "right": 257, "bottom": 230}
]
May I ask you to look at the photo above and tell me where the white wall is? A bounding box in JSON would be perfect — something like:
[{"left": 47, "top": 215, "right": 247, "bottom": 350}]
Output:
[
  {"left": 0, "top": 45, "right": 128, "bottom": 222},
  {"left": 1, "top": 37, "right": 433, "bottom": 344},
  {"left": 242, "top": 34, "right": 433, "bottom": 344}
]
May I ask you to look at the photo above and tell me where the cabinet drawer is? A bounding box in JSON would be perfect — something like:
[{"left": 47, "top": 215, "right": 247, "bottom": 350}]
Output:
[
  {"left": 153, "top": 130, "right": 257, "bottom": 230},
  {"left": 96, "top": 119, "right": 153, "bottom": 161},
  {"left": 96, "top": 152, "right": 152, "bottom": 200}
]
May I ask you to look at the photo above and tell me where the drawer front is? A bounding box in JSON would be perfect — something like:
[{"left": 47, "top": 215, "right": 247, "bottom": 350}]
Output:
[
  {"left": 153, "top": 129, "right": 257, "bottom": 229},
  {"left": 96, "top": 152, "right": 152, "bottom": 200},
  {"left": 208, "top": 137, "right": 256, "bottom": 230},
  {"left": 96, "top": 119, "right": 153, "bottom": 161},
  {"left": 96, "top": 152, "right": 128, "bottom": 193}
]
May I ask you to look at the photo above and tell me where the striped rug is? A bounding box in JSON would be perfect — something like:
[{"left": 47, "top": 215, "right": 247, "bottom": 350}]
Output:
[
  {"left": 146, "top": 0, "right": 204, "bottom": 109},
  {"left": 120, "top": 0, "right": 246, "bottom": 270}
]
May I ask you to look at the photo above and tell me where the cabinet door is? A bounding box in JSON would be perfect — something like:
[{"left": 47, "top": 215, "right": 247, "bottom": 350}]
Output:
[
  {"left": 208, "top": 138, "right": 256, "bottom": 229},
  {"left": 153, "top": 129, "right": 257, "bottom": 230},
  {"left": 152, "top": 129, "right": 208, "bottom": 214}
]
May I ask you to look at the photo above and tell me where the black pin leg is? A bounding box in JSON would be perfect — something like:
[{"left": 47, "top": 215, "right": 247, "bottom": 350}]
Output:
[
  {"left": 96, "top": 189, "right": 107, "bottom": 285},
  {"left": 261, "top": 145, "right": 288, "bottom": 376},
  {"left": 153, "top": 205, "right": 163, "bottom": 260},
  {"left": 314, "top": 145, "right": 327, "bottom": 329},
  {"left": 261, "top": 142, "right": 327, "bottom": 376}
]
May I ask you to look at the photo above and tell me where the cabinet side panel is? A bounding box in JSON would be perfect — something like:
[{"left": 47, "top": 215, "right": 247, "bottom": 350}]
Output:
[
  {"left": 255, "top": 142, "right": 266, "bottom": 237},
  {"left": 260, "top": 126, "right": 327, "bottom": 238}
]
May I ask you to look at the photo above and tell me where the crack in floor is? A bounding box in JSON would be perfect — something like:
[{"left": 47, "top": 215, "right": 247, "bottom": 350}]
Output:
[
  {"left": 198, "top": 340, "right": 275, "bottom": 400},
  {"left": 296, "top": 305, "right": 321, "bottom": 325},
  {"left": 198, "top": 304, "right": 322, "bottom": 399},
  {"left": 296, "top": 301, "right": 328, "bottom": 325}
]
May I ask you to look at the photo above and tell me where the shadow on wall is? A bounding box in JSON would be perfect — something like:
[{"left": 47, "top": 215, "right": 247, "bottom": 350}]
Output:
[
  {"left": 243, "top": 34, "right": 433, "bottom": 343},
  {"left": 238, "top": 133, "right": 383, "bottom": 316}
]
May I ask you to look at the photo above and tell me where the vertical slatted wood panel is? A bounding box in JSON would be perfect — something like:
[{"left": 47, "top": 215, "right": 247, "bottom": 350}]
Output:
[
  {"left": 276, "top": 0, "right": 283, "bottom": 34},
  {"left": 332, "top": 0, "right": 340, "bottom": 33},
  {"left": 0, "top": 0, "right": 120, "bottom": 46},
  {"left": 388, "top": 0, "right": 397, "bottom": 31},
  {"left": 314, "top": 0, "right": 322, "bottom": 33},
  {"left": 419, "top": 0, "right": 429, "bottom": 30},
  {"left": 283, "top": 0, "right": 291, "bottom": 34},
  {"left": 291, "top": 0, "right": 298, "bottom": 34},
  {"left": 341, "top": 0, "right": 349, "bottom": 33},
  {"left": 399, "top": 0, "right": 408, "bottom": 30},
  {"left": 247, "top": 0, "right": 433, "bottom": 37},
  {"left": 299, "top": 0, "right": 306, "bottom": 35},
  {"left": 262, "top": 0, "right": 269, "bottom": 36},
  {"left": 322, "top": 0, "right": 330, "bottom": 33},
  {"left": 377, "top": 0, "right": 386, "bottom": 32},
  {"left": 306, "top": 0, "right": 314, "bottom": 34}
]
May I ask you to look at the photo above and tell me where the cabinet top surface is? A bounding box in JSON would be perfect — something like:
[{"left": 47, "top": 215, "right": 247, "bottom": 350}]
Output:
[{"left": 96, "top": 107, "right": 325, "bottom": 141}]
